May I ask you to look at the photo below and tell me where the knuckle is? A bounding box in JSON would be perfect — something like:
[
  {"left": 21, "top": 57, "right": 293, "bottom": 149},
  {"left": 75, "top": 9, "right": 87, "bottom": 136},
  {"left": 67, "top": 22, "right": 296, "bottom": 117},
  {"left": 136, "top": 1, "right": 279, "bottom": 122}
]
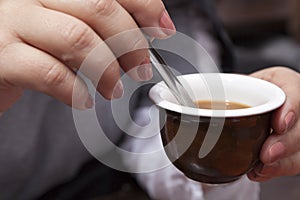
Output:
[
  {"left": 62, "top": 20, "right": 95, "bottom": 53},
  {"left": 139, "top": 0, "right": 152, "bottom": 9},
  {"left": 43, "top": 63, "right": 67, "bottom": 87},
  {"left": 87, "top": 0, "right": 116, "bottom": 16}
]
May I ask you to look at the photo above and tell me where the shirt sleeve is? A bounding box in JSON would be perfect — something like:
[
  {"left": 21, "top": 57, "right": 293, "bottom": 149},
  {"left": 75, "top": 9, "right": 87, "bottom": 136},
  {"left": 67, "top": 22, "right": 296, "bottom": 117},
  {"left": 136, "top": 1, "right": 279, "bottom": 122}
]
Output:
[{"left": 122, "top": 106, "right": 260, "bottom": 200}]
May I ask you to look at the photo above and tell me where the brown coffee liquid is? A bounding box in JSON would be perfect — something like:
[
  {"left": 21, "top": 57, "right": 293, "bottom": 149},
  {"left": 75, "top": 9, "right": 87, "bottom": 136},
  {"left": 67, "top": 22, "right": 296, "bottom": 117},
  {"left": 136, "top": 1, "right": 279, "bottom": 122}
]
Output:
[{"left": 195, "top": 100, "right": 250, "bottom": 110}]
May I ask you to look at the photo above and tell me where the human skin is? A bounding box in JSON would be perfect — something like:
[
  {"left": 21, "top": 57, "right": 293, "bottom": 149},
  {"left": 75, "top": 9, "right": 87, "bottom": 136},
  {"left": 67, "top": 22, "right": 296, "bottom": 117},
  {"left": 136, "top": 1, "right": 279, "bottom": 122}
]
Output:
[
  {"left": 0, "top": 0, "right": 176, "bottom": 112},
  {"left": 248, "top": 66, "right": 300, "bottom": 181}
]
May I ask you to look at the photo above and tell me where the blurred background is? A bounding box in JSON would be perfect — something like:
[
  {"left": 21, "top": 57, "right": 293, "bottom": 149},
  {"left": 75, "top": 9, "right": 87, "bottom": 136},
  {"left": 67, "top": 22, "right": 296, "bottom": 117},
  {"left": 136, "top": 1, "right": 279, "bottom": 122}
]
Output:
[{"left": 217, "top": 0, "right": 300, "bottom": 73}]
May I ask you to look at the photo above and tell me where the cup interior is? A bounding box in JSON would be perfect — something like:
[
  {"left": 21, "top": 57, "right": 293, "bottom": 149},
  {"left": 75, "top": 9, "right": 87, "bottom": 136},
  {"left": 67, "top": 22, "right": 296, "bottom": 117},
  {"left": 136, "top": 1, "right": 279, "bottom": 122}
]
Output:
[{"left": 149, "top": 73, "right": 286, "bottom": 117}]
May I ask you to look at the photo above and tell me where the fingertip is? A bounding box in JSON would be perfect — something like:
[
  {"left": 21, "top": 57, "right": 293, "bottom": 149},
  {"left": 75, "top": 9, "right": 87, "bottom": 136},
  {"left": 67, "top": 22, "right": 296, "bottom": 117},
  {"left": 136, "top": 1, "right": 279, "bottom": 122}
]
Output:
[
  {"left": 72, "top": 94, "right": 94, "bottom": 110},
  {"left": 124, "top": 56, "right": 153, "bottom": 82},
  {"left": 97, "top": 78, "right": 124, "bottom": 100},
  {"left": 112, "top": 80, "right": 124, "bottom": 99},
  {"left": 84, "top": 94, "right": 94, "bottom": 109},
  {"left": 247, "top": 169, "right": 258, "bottom": 181},
  {"left": 247, "top": 171, "right": 271, "bottom": 182},
  {"left": 247, "top": 169, "right": 266, "bottom": 182},
  {"left": 117, "top": 0, "right": 176, "bottom": 39},
  {"left": 247, "top": 164, "right": 273, "bottom": 182},
  {"left": 250, "top": 161, "right": 280, "bottom": 182},
  {"left": 72, "top": 77, "right": 94, "bottom": 110},
  {"left": 147, "top": 10, "right": 176, "bottom": 39},
  {"left": 266, "top": 141, "right": 286, "bottom": 164},
  {"left": 137, "top": 57, "right": 153, "bottom": 81},
  {"left": 158, "top": 10, "right": 176, "bottom": 37},
  {"left": 284, "top": 111, "right": 296, "bottom": 132},
  {"left": 272, "top": 109, "right": 296, "bottom": 134}
]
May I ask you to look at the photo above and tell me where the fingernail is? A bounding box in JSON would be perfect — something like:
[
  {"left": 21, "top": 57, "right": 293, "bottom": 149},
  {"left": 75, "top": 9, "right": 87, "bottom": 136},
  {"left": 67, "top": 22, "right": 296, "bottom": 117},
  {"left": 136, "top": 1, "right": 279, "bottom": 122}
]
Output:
[
  {"left": 268, "top": 142, "right": 285, "bottom": 163},
  {"left": 137, "top": 57, "right": 153, "bottom": 81},
  {"left": 85, "top": 94, "right": 94, "bottom": 109},
  {"left": 112, "top": 80, "right": 124, "bottom": 99},
  {"left": 159, "top": 11, "right": 176, "bottom": 36},
  {"left": 285, "top": 111, "right": 296, "bottom": 132}
]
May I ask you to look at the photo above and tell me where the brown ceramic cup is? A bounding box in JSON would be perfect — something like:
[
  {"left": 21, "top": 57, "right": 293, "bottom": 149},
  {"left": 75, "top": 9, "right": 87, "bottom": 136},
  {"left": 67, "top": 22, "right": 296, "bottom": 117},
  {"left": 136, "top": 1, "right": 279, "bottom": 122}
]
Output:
[{"left": 149, "top": 73, "right": 285, "bottom": 184}]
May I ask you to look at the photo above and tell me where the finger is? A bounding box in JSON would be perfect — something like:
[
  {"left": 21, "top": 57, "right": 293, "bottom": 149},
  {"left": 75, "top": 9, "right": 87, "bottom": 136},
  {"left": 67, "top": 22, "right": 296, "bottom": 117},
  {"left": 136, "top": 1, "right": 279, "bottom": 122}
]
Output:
[
  {"left": 117, "top": 0, "right": 176, "bottom": 38},
  {"left": 251, "top": 67, "right": 300, "bottom": 164},
  {"left": 11, "top": 5, "right": 122, "bottom": 98},
  {"left": 247, "top": 162, "right": 273, "bottom": 182},
  {"left": 82, "top": 47, "right": 124, "bottom": 99},
  {"left": 39, "top": 0, "right": 156, "bottom": 80},
  {"left": 259, "top": 117, "right": 300, "bottom": 164},
  {"left": 0, "top": 42, "right": 92, "bottom": 110},
  {"left": 250, "top": 67, "right": 300, "bottom": 133},
  {"left": 248, "top": 151, "right": 300, "bottom": 182},
  {"left": 41, "top": 0, "right": 175, "bottom": 38}
]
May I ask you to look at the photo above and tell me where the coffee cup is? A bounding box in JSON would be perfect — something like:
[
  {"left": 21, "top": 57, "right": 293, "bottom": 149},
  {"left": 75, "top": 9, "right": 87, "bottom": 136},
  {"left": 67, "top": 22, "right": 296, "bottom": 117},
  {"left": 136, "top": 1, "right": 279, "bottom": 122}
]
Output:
[{"left": 149, "top": 73, "right": 285, "bottom": 184}]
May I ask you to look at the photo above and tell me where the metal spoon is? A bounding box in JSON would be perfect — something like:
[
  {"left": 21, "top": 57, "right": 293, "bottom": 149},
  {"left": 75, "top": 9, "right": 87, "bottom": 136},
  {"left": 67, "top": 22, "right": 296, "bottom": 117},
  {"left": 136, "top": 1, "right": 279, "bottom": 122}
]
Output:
[{"left": 148, "top": 40, "right": 196, "bottom": 108}]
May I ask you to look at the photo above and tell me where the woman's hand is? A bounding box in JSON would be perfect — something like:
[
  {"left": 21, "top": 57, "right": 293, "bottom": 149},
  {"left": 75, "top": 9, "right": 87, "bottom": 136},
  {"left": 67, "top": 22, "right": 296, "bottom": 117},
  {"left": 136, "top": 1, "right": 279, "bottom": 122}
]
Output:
[
  {"left": 248, "top": 66, "right": 300, "bottom": 181},
  {"left": 0, "top": 0, "right": 175, "bottom": 111}
]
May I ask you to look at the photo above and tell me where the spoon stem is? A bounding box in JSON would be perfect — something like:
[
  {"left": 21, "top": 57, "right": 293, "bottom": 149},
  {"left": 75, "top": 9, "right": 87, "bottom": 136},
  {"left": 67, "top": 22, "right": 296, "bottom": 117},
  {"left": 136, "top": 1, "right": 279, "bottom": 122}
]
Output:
[{"left": 148, "top": 42, "right": 196, "bottom": 108}]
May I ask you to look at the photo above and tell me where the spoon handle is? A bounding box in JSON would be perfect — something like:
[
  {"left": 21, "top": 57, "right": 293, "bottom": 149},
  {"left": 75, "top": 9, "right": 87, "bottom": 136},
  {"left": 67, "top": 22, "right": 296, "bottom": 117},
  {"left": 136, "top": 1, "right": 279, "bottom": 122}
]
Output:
[{"left": 149, "top": 43, "right": 196, "bottom": 108}]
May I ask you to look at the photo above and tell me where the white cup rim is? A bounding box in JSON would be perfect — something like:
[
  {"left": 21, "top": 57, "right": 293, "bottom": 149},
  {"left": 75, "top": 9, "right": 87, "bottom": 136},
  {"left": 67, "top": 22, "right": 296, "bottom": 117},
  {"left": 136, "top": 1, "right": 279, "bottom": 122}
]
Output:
[{"left": 149, "top": 73, "right": 286, "bottom": 117}]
